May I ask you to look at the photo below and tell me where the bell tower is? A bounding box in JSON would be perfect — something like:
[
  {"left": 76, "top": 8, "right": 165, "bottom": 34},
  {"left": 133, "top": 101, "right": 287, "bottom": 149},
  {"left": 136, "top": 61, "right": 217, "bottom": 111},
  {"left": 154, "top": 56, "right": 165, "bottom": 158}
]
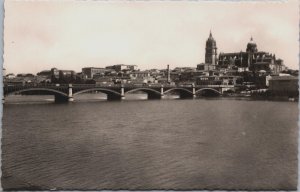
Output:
[{"left": 205, "top": 30, "right": 217, "bottom": 65}]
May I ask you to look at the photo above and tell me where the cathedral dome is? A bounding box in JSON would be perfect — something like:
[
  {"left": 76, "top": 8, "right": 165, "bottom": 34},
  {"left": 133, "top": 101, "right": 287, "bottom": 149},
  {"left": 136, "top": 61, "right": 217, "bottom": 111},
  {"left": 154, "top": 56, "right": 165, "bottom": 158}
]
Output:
[{"left": 246, "top": 37, "right": 258, "bottom": 53}]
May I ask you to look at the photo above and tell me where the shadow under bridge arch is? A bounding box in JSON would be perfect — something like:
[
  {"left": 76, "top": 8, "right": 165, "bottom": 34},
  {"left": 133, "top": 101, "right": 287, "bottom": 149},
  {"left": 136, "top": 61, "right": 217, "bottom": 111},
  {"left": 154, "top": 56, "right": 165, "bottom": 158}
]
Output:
[
  {"left": 73, "top": 88, "right": 122, "bottom": 100},
  {"left": 195, "top": 88, "right": 221, "bottom": 97},
  {"left": 164, "top": 88, "right": 194, "bottom": 99},
  {"left": 125, "top": 88, "right": 162, "bottom": 99},
  {"left": 5, "top": 88, "right": 69, "bottom": 102}
]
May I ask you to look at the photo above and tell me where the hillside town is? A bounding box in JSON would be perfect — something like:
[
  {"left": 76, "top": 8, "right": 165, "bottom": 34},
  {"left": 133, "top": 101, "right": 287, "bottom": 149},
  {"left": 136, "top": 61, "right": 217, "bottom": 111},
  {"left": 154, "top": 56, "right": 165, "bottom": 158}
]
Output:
[{"left": 4, "top": 32, "right": 299, "bottom": 99}]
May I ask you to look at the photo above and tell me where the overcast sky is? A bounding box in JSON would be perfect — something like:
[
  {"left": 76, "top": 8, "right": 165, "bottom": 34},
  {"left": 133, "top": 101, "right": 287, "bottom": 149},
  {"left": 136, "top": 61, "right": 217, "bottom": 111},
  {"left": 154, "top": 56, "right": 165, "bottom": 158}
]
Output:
[{"left": 4, "top": 0, "right": 299, "bottom": 74}]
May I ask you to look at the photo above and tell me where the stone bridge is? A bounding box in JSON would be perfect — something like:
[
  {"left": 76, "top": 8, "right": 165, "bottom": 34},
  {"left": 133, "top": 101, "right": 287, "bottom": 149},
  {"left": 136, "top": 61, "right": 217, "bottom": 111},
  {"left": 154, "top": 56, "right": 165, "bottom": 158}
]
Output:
[{"left": 4, "top": 84, "right": 233, "bottom": 102}]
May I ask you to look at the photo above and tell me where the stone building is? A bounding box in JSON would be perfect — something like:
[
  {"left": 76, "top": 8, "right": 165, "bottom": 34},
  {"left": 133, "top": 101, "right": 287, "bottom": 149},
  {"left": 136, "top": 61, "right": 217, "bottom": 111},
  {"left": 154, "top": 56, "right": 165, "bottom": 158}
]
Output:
[
  {"left": 269, "top": 75, "right": 298, "bottom": 97},
  {"left": 217, "top": 37, "right": 285, "bottom": 74},
  {"left": 82, "top": 67, "right": 106, "bottom": 79},
  {"left": 105, "top": 64, "right": 138, "bottom": 72},
  {"left": 51, "top": 68, "right": 76, "bottom": 83},
  {"left": 197, "top": 63, "right": 215, "bottom": 71}
]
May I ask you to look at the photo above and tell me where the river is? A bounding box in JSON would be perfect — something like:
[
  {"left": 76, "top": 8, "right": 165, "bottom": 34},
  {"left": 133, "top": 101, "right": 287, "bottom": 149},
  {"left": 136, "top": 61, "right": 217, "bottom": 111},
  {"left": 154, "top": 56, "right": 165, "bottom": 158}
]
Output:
[{"left": 1, "top": 94, "right": 298, "bottom": 190}]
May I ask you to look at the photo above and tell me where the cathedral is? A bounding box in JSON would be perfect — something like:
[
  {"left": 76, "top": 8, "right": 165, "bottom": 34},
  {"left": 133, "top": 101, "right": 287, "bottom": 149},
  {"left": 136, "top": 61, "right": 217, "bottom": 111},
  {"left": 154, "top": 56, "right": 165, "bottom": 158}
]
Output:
[{"left": 204, "top": 32, "right": 285, "bottom": 74}]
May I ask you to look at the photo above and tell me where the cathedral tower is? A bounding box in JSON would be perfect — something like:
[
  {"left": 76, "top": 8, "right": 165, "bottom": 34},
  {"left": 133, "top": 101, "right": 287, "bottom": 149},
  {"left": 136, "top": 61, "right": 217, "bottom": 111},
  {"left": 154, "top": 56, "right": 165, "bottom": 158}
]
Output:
[{"left": 205, "top": 31, "right": 218, "bottom": 65}]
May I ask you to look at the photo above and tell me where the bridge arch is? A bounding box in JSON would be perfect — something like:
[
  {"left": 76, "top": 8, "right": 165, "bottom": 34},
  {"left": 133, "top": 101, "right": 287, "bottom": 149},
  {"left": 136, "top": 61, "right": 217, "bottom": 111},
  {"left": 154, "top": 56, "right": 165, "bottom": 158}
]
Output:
[
  {"left": 5, "top": 88, "right": 68, "bottom": 97},
  {"left": 164, "top": 88, "right": 194, "bottom": 99},
  {"left": 73, "top": 88, "right": 122, "bottom": 100},
  {"left": 125, "top": 88, "right": 162, "bottom": 99},
  {"left": 195, "top": 88, "right": 222, "bottom": 96},
  {"left": 125, "top": 88, "right": 161, "bottom": 95},
  {"left": 164, "top": 88, "right": 193, "bottom": 95}
]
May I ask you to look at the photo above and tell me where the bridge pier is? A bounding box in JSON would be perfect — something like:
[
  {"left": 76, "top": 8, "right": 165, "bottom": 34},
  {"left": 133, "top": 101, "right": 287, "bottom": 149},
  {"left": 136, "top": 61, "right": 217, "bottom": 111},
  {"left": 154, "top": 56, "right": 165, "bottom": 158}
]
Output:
[
  {"left": 192, "top": 84, "right": 196, "bottom": 99},
  {"left": 160, "top": 85, "right": 165, "bottom": 99},
  {"left": 221, "top": 87, "right": 232, "bottom": 94},
  {"left": 121, "top": 85, "right": 125, "bottom": 100},
  {"left": 68, "top": 84, "right": 74, "bottom": 102}
]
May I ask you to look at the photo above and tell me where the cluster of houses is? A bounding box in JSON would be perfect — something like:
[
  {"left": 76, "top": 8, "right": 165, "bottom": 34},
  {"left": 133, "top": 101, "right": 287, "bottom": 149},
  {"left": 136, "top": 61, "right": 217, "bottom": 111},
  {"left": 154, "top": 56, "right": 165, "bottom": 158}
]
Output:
[
  {"left": 4, "top": 64, "right": 168, "bottom": 86},
  {"left": 4, "top": 63, "right": 298, "bottom": 89}
]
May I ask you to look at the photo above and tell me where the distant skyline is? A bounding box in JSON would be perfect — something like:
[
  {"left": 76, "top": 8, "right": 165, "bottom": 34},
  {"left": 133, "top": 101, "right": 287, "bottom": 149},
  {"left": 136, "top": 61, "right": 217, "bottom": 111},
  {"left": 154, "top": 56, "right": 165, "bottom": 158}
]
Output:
[{"left": 4, "top": 0, "right": 299, "bottom": 74}]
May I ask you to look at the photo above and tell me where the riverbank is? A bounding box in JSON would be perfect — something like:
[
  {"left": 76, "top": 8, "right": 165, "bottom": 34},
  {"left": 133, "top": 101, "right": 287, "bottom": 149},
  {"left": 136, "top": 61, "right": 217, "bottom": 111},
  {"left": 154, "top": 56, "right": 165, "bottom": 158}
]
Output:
[
  {"left": 3, "top": 93, "right": 299, "bottom": 104},
  {"left": 221, "top": 89, "right": 299, "bottom": 102}
]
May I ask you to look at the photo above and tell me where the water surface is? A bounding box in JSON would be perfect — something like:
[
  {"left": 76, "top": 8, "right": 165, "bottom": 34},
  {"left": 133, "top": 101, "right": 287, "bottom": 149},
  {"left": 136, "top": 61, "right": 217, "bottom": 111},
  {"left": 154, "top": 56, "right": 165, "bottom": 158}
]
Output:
[{"left": 2, "top": 95, "right": 298, "bottom": 190}]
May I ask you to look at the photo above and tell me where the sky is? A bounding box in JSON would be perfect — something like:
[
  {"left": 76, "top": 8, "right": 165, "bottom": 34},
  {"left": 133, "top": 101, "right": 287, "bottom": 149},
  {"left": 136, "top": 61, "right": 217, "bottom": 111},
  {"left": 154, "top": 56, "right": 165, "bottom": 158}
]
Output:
[{"left": 4, "top": 0, "right": 299, "bottom": 74}]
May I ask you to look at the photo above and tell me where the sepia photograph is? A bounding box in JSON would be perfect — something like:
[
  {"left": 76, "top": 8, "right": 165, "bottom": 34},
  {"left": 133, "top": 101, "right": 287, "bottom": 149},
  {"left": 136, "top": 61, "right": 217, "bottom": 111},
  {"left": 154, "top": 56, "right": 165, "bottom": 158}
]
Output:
[{"left": 2, "top": 0, "right": 299, "bottom": 190}]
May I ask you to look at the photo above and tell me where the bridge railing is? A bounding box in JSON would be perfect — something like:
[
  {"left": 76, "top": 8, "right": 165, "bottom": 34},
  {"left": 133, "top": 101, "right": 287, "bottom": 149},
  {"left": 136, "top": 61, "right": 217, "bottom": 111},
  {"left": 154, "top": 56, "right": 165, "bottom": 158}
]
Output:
[
  {"left": 4, "top": 83, "right": 70, "bottom": 88},
  {"left": 194, "top": 85, "right": 235, "bottom": 88},
  {"left": 72, "top": 84, "right": 120, "bottom": 88},
  {"left": 4, "top": 83, "right": 236, "bottom": 89},
  {"left": 72, "top": 84, "right": 173, "bottom": 88}
]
